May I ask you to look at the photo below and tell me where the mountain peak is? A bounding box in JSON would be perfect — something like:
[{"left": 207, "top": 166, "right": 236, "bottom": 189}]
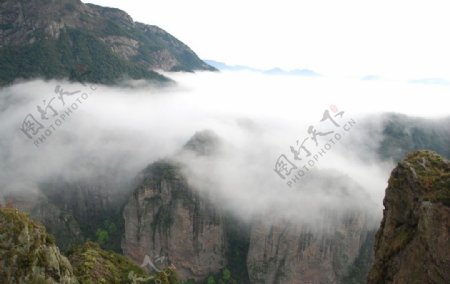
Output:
[
  {"left": 0, "top": 0, "right": 215, "bottom": 85},
  {"left": 183, "top": 129, "right": 222, "bottom": 156},
  {"left": 368, "top": 150, "right": 450, "bottom": 283}
]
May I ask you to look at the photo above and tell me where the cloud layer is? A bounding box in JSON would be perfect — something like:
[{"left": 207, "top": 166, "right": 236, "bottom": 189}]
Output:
[{"left": 0, "top": 72, "right": 448, "bottom": 228}]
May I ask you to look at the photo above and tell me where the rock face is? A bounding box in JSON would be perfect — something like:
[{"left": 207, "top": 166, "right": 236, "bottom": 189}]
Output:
[
  {"left": 368, "top": 150, "right": 450, "bottom": 284},
  {"left": 6, "top": 178, "right": 130, "bottom": 253},
  {"left": 7, "top": 191, "right": 85, "bottom": 253},
  {"left": 0, "top": 0, "right": 215, "bottom": 85},
  {"left": 246, "top": 215, "right": 373, "bottom": 284},
  {"left": 0, "top": 207, "right": 172, "bottom": 283},
  {"left": 40, "top": 178, "right": 129, "bottom": 252},
  {"left": 122, "top": 131, "right": 379, "bottom": 283},
  {"left": 122, "top": 161, "right": 227, "bottom": 281},
  {"left": 0, "top": 207, "right": 77, "bottom": 283}
]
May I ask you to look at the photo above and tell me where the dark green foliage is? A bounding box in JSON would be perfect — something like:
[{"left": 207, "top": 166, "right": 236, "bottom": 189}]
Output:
[
  {"left": 95, "top": 229, "right": 109, "bottom": 246},
  {"left": 221, "top": 269, "right": 231, "bottom": 281},
  {"left": 142, "top": 160, "right": 181, "bottom": 185},
  {"left": 223, "top": 218, "right": 251, "bottom": 283},
  {"left": 203, "top": 267, "right": 238, "bottom": 284},
  {"left": 95, "top": 220, "right": 119, "bottom": 246}
]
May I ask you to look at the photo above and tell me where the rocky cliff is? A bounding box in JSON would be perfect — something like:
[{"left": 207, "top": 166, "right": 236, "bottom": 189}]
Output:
[
  {"left": 121, "top": 131, "right": 377, "bottom": 283},
  {"left": 0, "top": 206, "right": 179, "bottom": 284},
  {"left": 368, "top": 150, "right": 450, "bottom": 284},
  {"left": 122, "top": 160, "right": 228, "bottom": 281},
  {"left": 6, "top": 191, "right": 85, "bottom": 253},
  {"left": 0, "top": 0, "right": 215, "bottom": 85},
  {"left": 0, "top": 207, "right": 77, "bottom": 283},
  {"left": 247, "top": 216, "right": 373, "bottom": 284}
]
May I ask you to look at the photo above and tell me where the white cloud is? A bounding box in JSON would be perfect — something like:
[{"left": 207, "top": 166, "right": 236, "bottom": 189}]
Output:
[{"left": 1, "top": 73, "right": 448, "bottom": 228}]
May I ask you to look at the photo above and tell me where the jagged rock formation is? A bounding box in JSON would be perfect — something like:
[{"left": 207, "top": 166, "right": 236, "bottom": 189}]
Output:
[
  {"left": 0, "top": 0, "right": 215, "bottom": 85},
  {"left": 122, "top": 161, "right": 228, "bottom": 281},
  {"left": 0, "top": 207, "right": 77, "bottom": 283},
  {"left": 123, "top": 131, "right": 229, "bottom": 281},
  {"left": 122, "top": 131, "right": 380, "bottom": 283},
  {"left": 368, "top": 150, "right": 450, "bottom": 284}
]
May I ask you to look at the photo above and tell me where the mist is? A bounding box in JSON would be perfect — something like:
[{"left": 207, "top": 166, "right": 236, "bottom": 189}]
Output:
[{"left": 0, "top": 71, "right": 448, "bottom": 229}]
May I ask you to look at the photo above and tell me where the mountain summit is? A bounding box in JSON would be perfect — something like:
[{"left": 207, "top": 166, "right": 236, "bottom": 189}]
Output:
[
  {"left": 368, "top": 150, "right": 450, "bottom": 283},
  {"left": 0, "top": 0, "right": 215, "bottom": 85}
]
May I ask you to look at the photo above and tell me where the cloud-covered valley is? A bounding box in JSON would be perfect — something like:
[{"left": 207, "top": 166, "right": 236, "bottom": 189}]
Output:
[{"left": 0, "top": 72, "right": 448, "bottom": 229}]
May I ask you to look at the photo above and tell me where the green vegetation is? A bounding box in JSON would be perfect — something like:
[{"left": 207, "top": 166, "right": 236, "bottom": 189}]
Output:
[
  {"left": 95, "top": 220, "right": 118, "bottom": 246},
  {"left": 143, "top": 161, "right": 181, "bottom": 184},
  {"left": 96, "top": 229, "right": 109, "bottom": 246},
  {"left": 68, "top": 241, "right": 182, "bottom": 283},
  {"left": 221, "top": 269, "right": 231, "bottom": 282},
  {"left": 404, "top": 151, "right": 450, "bottom": 205},
  {"left": 68, "top": 241, "right": 149, "bottom": 283},
  {"left": 0, "top": 28, "right": 168, "bottom": 86},
  {"left": 0, "top": 207, "right": 75, "bottom": 283},
  {"left": 0, "top": 207, "right": 183, "bottom": 283},
  {"left": 203, "top": 268, "right": 238, "bottom": 284}
]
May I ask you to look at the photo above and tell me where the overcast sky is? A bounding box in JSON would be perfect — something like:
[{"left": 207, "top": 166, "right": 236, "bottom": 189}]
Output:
[{"left": 86, "top": 0, "right": 450, "bottom": 80}]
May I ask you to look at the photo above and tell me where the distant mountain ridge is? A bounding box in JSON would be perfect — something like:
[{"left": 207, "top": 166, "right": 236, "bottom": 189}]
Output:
[
  {"left": 205, "top": 59, "right": 320, "bottom": 76},
  {"left": 0, "top": 0, "right": 215, "bottom": 85}
]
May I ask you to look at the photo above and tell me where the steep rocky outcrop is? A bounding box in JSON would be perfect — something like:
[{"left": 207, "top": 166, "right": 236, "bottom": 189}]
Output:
[
  {"left": 122, "top": 131, "right": 380, "bottom": 283},
  {"left": 0, "top": 207, "right": 77, "bottom": 283},
  {"left": 368, "top": 150, "right": 450, "bottom": 284},
  {"left": 0, "top": 0, "right": 215, "bottom": 85},
  {"left": 123, "top": 131, "right": 229, "bottom": 281},
  {"left": 122, "top": 161, "right": 228, "bottom": 281}
]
